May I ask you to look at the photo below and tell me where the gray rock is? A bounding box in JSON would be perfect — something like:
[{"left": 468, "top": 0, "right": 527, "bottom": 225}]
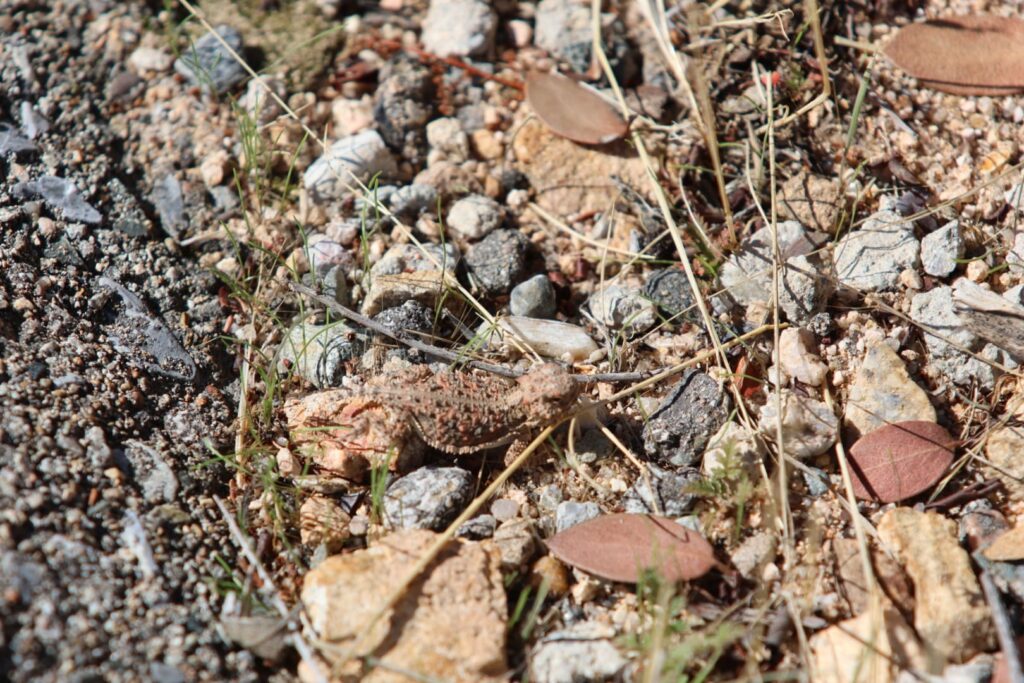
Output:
[
  {"left": 20, "top": 101, "right": 50, "bottom": 139},
  {"left": 1008, "top": 231, "right": 1024, "bottom": 275},
  {"left": 910, "top": 284, "right": 995, "bottom": 388},
  {"left": 642, "top": 370, "right": 731, "bottom": 468},
  {"left": 801, "top": 466, "right": 830, "bottom": 497},
  {"left": 718, "top": 220, "right": 826, "bottom": 312},
  {"left": 778, "top": 254, "right": 833, "bottom": 325},
  {"left": 555, "top": 501, "right": 600, "bottom": 532},
  {"left": 361, "top": 242, "right": 460, "bottom": 315},
  {"left": 353, "top": 185, "right": 397, "bottom": 214},
  {"left": 478, "top": 316, "right": 598, "bottom": 361},
  {"left": 465, "top": 229, "right": 530, "bottom": 295},
  {"left": 920, "top": 220, "right": 964, "bottom": 278},
  {"left": 121, "top": 441, "right": 178, "bottom": 504},
  {"left": 389, "top": 183, "right": 438, "bottom": 217},
  {"left": 834, "top": 206, "right": 919, "bottom": 291},
  {"left": 173, "top": 25, "right": 247, "bottom": 93},
  {"left": 277, "top": 322, "right": 361, "bottom": 388},
  {"left": 758, "top": 391, "right": 838, "bottom": 458},
  {"left": 493, "top": 518, "right": 536, "bottom": 571},
  {"left": 0, "top": 121, "right": 37, "bottom": 154},
  {"left": 150, "top": 174, "right": 187, "bottom": 239},
  {"left": 372, "top": 300, "right": 434, "bottom": 336},
  {"left": 534, "top": 0, "right": 633, "bottom": 78},
  {"left": 383, "top": 466, "right": 474, "bottom": 530},
  {"left": 304, "top": 130, "right": 397, "bottom": 203},
  {"left": 456, "top": 514, "right": 497, "bottom": 539},
  {"left": 490, "top": 498, "right": 520, "bottom": 521},
  {"left": 421, "top": 0, "right": 497, "bottom": 57},
  {"left": 623, "top": 464, "right": 701, "bottom": 517},
  {"left": 447, "top": 194, "right": 503, "bottom": 240},
  {"left": 372, "top": 242, "right": 460, "bottom": 277},
  {"left": 530, "top": 622, "right": 628, "bottom": 683},
  {"left": 588, "top": 283, "right": 658, "bottom": 337},
  {"left": 305, "top": 234, "right": 352, "bottom": 276},
  {"left": 13, "top": 176, "right": 101, "bottom": 224},
  {"left": 106, "top": 177, "right": 151, "bottom": 237},
  {"left": 510, "top": 273, "right": 557, "bottom": 318},
  {"left": 374, "top": 55, "right": 435, "bottom": 164},
  {"left": 844, "top": 342, "right": 936, "bottom": 439},
  {"left": 643, "top": 267, "right": 697, "bottom": 322}
]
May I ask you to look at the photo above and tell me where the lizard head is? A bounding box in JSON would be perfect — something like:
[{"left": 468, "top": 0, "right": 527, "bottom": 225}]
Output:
[{"left": 517, "top": 363, "right": 580, "bottom": 422}]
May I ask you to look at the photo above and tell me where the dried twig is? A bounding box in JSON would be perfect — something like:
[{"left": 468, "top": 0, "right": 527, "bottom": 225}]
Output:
[
  {"left": 978, "top": 562, "right": 1024, "bottom": 683},
  {"left": 213, "top": 495, "right": 328, "bottom": 683}
]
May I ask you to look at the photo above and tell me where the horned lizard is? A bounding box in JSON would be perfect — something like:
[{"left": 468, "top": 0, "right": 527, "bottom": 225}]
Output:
[{"left": 360, "top": 362, "right": 580, "bottom": 457}]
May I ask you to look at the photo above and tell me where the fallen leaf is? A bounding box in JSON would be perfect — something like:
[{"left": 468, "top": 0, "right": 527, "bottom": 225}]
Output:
[
  {"left": 883, "top": 16, "right": 1024, "bottom": 95},
  {"left": 983, "top": 525, "right": 1024, "bottom": 562},
  {"left": 545, "top": 513, "right": 715, "bottom": 583},
  {"left": 847, "top": 421, "right": 955, "bottom": 503},
  {"left": 525, "top": 70, "right": 629, "bottom": 146}
]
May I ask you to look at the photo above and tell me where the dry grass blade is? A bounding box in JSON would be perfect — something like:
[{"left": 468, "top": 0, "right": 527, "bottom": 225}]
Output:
[
  {"left": 883, "top": 15, "right": 1024, "bottom": 94},
  {"left": 545, "top": 513, "right": 716, "bottom": 583},
  {"left": 524, "top": 70, "right": 629, "bottom": 145}
]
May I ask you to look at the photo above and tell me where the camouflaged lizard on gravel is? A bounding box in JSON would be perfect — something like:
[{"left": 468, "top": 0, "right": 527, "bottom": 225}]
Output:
[{"left": 359, "top": 362, "right": 581, "bottom": 461}]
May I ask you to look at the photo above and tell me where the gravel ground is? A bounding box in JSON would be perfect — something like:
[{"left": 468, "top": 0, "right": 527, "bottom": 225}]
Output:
[{"left": 0, "top": 2, "right": 255, "bottom": 680}]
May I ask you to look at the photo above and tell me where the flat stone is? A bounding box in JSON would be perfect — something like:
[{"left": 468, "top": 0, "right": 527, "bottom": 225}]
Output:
[
  {"left": 304, "top": 130, "right": 397, "bottom": 203},
  {"left": 12, "top": 175, "right": 101, "bottom": 224},
  {"left": 478, "top": 316, "right": 597, "bottom": 361},
  {"left": 730, "top": 532, "right": 776, "bottom": 579},
  {"left": 920, "top": 220, "right": 964, "bottom": 278},
  {"left": 844, "top": 342, "right": 936, "bottom": 440},
  {"left": 701, "top": 421, "right": 766, "bottom": 478},
  {"left": 173, "top": 25, "right": 247, "bottom": 93},
  {"left": 513, "top": 116, "right": 652, "bottom": 216},
  {"left": 384, "top": 467, "right": 474, "bottom": 531},
  {"left": 150, "top": 174, "right": 187, "bottom": 239},
  {"left": 510, "top": 274, "right": 557, "bottom": 319},
  {"left": 811, "top": 600, "right": 924, "bottom": 683},
  {"left": 834, "top": 206, "right": 919, "bottom": 292},
  {"left": 301, "top": 530, "right": 507, "bottom": 682},
  {"left": 758, "top": 391, "right": 837, "bottom": 458},
  {"left": 642, "top": 370, "right": 731, "bottom": 468},
  {"left": 530, "top": 622, "right": 628, "bottom": 683},
  {"left": 362, "top": 243, "right": 460, "bottom": 316},
  {"left": 421, "top": 0, "right": 497, "bottom": 58},
  {"left": 877, "top": 508, "right": 995, "bottom": 663},
  {"left": 643, "top": 267, "right": 697, "bottom": 323},
  {"left": 493, "top": 518, "right": 536, "bottom": 571},
  {"left": 984, "top": 400, "right": 1024, "bottom": 501},
  {"left": 121, "top": 440, "right": 178, "bottom": 504}
]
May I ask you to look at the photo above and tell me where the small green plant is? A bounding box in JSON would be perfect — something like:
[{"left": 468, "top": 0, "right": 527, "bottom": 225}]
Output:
[
  {"left": 689, "top": 442, "right": 757, "bottom": 546},
  {"left": 624, "top": 570, "right": 742, "bottom": 683},
  {"left": 367, "top": 449, "right": 393, "bottom": 526}
]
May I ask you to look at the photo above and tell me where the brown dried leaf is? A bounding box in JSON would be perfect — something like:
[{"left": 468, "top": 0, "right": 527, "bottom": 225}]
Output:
[
  {"left": 545, "top": 513, "right": 715, "bottom": 583},
  {"left": 525, "top": 70, "right": 629, "bottom": 146},
  {"left": 884, "top": 16, "right": 1024, "bottom": 95},
  {"left": 848, "top": 421, "right": 955, "bottom": 503}
]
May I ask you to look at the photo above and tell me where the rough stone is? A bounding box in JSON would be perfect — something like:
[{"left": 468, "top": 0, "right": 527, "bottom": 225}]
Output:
[
  {"left": 622, "top": 464, "right": 701, "bottom": 518},
  {"left": 758, "top": 391, "right": 838, "bottom": 458},
  {"left": 877, "top": 508, "right": 995, "bottom": 663},
  {"left": 701, "top": 421, "right": 766, "bottom": 479},
  {"left": 920, "top": 220, "right": 964, "bottom": 278},
  {"left": 277, "top": 322, "right": 361, "bottom": 388},
  {"left": 298, "top": 496, "right": 351, "bottom": 552},
  {"left": 730, "top": 532, "right": 777, "bottom": 579},
  {"left": 510, "top": 274, "right": 557, "bottom": 319},
  {"left": 121, "top": 440, "right": 178, "bottom": 505},
  {"left": 844, "top": 342, "right": 936, "bottom": 439},
  {"left": 304, "top": 130, "right": 397, "bottom": 203},
  {"left": 448, "top": 194, "right": 503, "bottom": 241},
  {"left": 643, "top": 267, "right": 697, "bottom": 323},
  {"left": 362, "top": 243, "right": 460, "bottom": 315},
  {"left": 811, "top": 601, "right": 924, "bottom": 683},
  {"left": 465, "top": 229, "right": 530, "bottom": 295},
  {"left": 173, "top": 25, "right": 247, "bottom": 93},
  {"left": 587, "top": 283, "right": 658, "bottom": 337},
  {"left": 12, "top": 175, "right": 101, "bottom": 224},
  {"left": 534, "top": 0, "right": 632, "bottom": 78},
  {"left": 512, "top": 116, "right": 652, "bottom": 216},
  {"left": 426, "top": 116, "right": 470, "bottom": 162},
  {"left": 554, "top": 501, "right": 601, "bottom": 533},
  {"left": 983, "top": 399, "right": 1024, "bottom": 501},
  {"left": 642, "top": 371, "right": 731, "bottom": 468},
  {"left": 389, "top": 183, "right": 438, "bottom": 218},
  {"left": 779, "top": 172, "right": 843, "bottom": 233},
  {"left": 421, "top": 0, "right": 497, "bottom": 58},
  {"left": 910, "top": 284, "right": 995, "bottom": 388},
  {"left": 383, "top": 466, "right": 474, "bottom": 531},
  {"left": 373, "top": 55, "right": 435, "bottom": 164},
  {"left": 776, "top": 327, "right": 828, "bottom": 386},
  {"left": 530, "top": 622, "right": 628, "bottom": 683},
  {"left": 834, "top": 206, "right": 920, "bottom": 292},
  {"left": 493, "top": 518, "right": 536, "bottom": 571},
  {"left": 301, "top": 530, "right": 507, "bottom": 682}
]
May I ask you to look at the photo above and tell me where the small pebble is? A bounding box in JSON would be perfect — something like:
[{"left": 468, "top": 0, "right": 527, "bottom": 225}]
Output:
[
  {"left": 420, "top": 0, "right": 498, "bottom": 57},
  {"left": 965, "top": 259, "right": 989, "bottom": 283},
  {"left": 920, "top": 220, "right": 964, "bottom": 278},
  {"left": 510, "top": 274, "right": 557, "bottom": 318},
  {"left": 383, "top": 466, "right": 474, "bottom": 531},
  {"left": 173, "top": 25, "right": 247, "bottom": 93},
  {"left": 447, "top": 194, "right": 503, "bottom": 240},
  {"left": 758, "top": 391, "right": 838, "bottom": 458},
  {"left": 642, "top": 370, "right": 731, "bottom": 468},
  {"left": 587, "top": 283, "right": 657, "bottom": 337},
  {"left": 554, "top": 501, "right": 600, "bottom": 532},
  {"left": 491, "top": 498, "right": 520, "bottom": 522},
  {"left": 304, "top": 130, "right": 397, "bottom": 203},
  {"left": 465, "top": 229, "right": 530, "bottom": 295},
  {"left": 777, "top": 327, "right": 828, "bottom": 386}
]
